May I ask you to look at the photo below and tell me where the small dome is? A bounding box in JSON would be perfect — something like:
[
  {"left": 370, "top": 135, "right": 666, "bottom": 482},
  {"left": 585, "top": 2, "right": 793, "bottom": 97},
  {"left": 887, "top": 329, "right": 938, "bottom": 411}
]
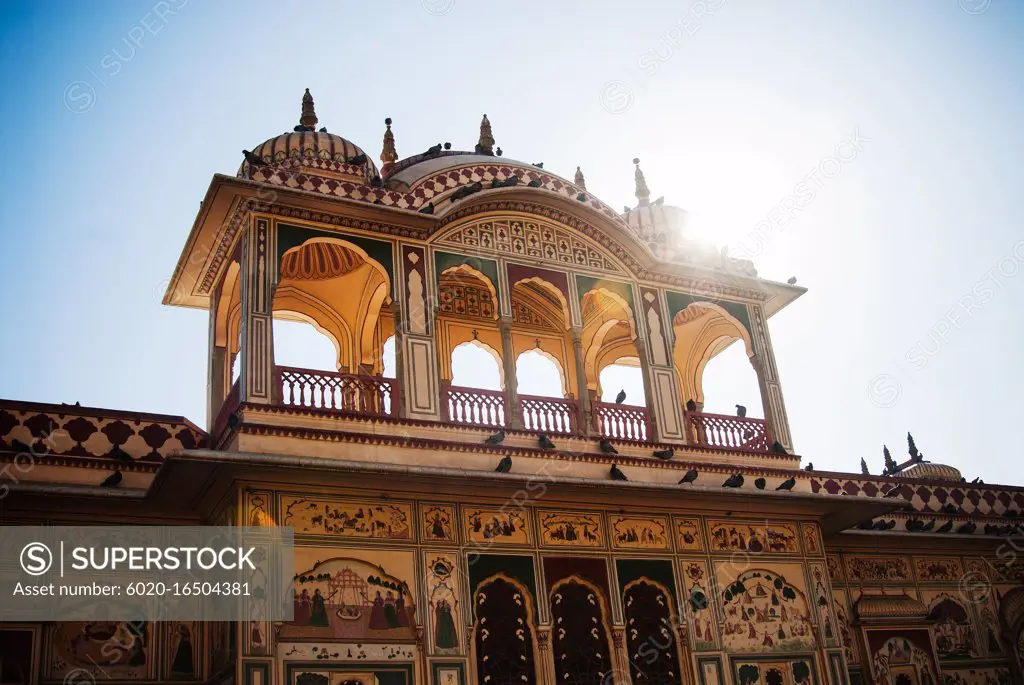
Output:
[
  {"left": 898, "top": 462, "right": 962, "bottom": 482},
  {"left": 855, "top": 593, "right": 928, "bottom": 620}
]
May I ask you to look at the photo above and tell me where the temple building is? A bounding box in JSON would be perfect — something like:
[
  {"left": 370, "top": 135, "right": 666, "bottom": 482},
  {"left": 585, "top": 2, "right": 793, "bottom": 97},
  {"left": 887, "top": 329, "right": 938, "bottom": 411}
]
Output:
[{"left": 3, "top": 90, "right": 1024, "bottom": 685}]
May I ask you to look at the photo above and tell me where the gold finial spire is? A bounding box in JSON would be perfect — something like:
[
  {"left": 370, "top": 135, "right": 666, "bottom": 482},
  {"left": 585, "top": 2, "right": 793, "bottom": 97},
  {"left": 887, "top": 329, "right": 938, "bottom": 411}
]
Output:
[
  {"left": 381, "top": 117, "right": 398, "bottom": 164},
  {"left": 633, "top": 157, "right": 650, "bottom": 205},
  {"left": 476, "top": 114, "right": 495, "bottom": 155},
  {"left": 300, "top": 88, "right": 318, "bottom": 129},
  {"left": 574, "top": 166, "right": 587, "bottom": 190}
]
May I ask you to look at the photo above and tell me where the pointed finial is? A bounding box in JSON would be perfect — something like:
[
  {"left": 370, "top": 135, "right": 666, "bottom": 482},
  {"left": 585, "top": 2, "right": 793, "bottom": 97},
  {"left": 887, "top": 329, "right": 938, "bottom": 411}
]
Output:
[
  {"left": 476, "top": 114, "right": 495, "bottom": 155},
  {"left": 633, "top": 157, "right": 650, "bottom": 205},
  {"left": 381, "top": 117, "right": 398, "bottom": 164},
  {"left": 574, "top": 166, "right": 587, "bottom": 190},
  {"left": 300, "top": 88, "right": 318, "bottom": 130}
]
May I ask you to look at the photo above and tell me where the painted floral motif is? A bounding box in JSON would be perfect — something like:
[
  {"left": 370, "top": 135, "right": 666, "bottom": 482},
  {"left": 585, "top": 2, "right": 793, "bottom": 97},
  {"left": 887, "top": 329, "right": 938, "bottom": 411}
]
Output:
[
  {"left": 610, "top": 516, "right": 669, "bottom": 549},
  {"left": 282, "top": 497, "right": 412, "bottom": 539},
  {"left": 719, "top": 570, "right": 816, "bottom": 653},
  {"left": 540, "top": 512, "right": 603, "bottom": 547},
  {"left": 681, "top": 561, "right": 717, "bottom": 650},
  {"left": 846, "top": 556, "right": 911, "bottom": 582}
]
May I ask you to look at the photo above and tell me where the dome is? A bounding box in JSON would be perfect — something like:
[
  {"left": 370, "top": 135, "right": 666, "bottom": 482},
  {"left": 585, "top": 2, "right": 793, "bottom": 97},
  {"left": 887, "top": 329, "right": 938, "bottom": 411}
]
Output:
[
  {"left": 898, "top": 462, "right": 962, "bottom": 482},
  {"left": 855, "top": 593, "right": 928, "bottom": 620},
  {"left": 237, "top": 89, "right": 378, "bottom": 180}
]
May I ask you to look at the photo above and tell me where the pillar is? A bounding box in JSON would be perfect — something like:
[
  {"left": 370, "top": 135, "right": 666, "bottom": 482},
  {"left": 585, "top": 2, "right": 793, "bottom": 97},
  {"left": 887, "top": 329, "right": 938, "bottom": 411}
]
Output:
[
  {"left": 498, "top": 316, "right": 523, "bottom": 429},
  {"left": 610, "top": 625, "right": 631, "bottom": 685},
  {"left": 239, "top": 216, "right": 277, "bottom": 404},
  {"left": 635, "top": 287, "right": 686, "bottom": 442},
  {"left": 535, "top": 625, "right": 555, "bottom": 685},
  {"left": 746, "top": 303, "right": 794, "bottom": 450},
  {"left": 390, "top": 301, "right": 406, "bottom": 418},
  {"left": 570, "top": 327, "right": 594, "bottom": 435},
  {"left": 207, "top": 289, "right": 227, "bottom": 429}
]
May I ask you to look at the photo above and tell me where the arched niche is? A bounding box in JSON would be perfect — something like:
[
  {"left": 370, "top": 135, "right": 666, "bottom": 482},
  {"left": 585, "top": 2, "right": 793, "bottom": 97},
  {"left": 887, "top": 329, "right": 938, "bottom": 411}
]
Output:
[
  {"left": 450, "top": 340, "right": 504, "bottom": 391},
  {"left": 579, "top": 288, "right": 639, "bottom": 395},
  {"left": 548, "top": 575, "right": 615, "bottom": 685},
  {"left": 471, "top": 573, "right": 541, "bottom": 685},
  {"left": 671, "top": 301, "right": 757, "bottom": 412}
]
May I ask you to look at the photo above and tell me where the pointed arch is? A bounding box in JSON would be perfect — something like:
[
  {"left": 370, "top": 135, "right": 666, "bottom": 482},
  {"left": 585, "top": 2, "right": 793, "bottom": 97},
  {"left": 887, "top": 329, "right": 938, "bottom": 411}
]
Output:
[
  {"left": 512, "top": 276, "right": 571, "bottom": 330},
  {"left": 516, "top": 347, "right": 568, "bottom": 397},
  {"left": 472, "top": 573, "right": 541, "bottom": 685},
  {"left": 439, "top": 264, "right": 499, "bottom": 320},
  {"left": 548, "top": 574, "right": 615, "bottom": 685},
  {"left": 622, "top": 577, "right": 685, "bottom": 685},
  {"left": 451, "top": 339, "right": 504, "bottom": 390},
  {"left": 672, "top": 301, "right": 756, "bottom": 409}
]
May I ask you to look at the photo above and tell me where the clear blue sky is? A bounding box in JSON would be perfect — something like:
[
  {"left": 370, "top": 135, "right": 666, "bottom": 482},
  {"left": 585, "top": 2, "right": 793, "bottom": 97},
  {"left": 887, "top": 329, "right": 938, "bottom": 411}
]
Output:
[{"left": 1, "top": 1, "right": 1022, "bottom": 484}]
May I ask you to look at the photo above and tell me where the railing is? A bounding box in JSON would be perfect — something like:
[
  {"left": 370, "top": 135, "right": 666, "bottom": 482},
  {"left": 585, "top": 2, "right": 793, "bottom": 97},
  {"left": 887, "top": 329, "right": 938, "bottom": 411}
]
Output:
[
  {"left": 594, "top": 402, "right": 650, "bottom": 442},
  {"left": 684, "top": 411, "right": 769, "bottom": 453},
  {"left": 443, "top": 383, "right": 507, "bottom": 428},
  {"left": 519, "top": 394, "right": 580, "bottom": 435},
  {"left": 277, "top": 366, "right": 395, "bottom": 417},
  {"left": 211, "top": 379, "right": 241, "bottom": 442}
]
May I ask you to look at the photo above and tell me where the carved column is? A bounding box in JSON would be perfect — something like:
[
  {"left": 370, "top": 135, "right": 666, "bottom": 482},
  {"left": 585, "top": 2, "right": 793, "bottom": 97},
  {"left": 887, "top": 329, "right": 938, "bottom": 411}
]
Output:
[
  {"left": 610, "top": 625, "right": 631, "bottom": 685},
  {"left": 498, "top": 316, "right": 523, "bottom": 429},
  {"left": 536, "top": 624, "right": 555, "bottom": 685},
  {"left": 633, "top": 334, "right": 661, "bottom": 442},
  {"left": 390, "top": 301, "right": 405, "bottom": 418},
  {"left": 239, "top": 216, "right": 277, "bottom": 404},
  {"left": 207, "top": 288, "right": 227, "bottom": 429},
  {"left": 746, "top": 303, "right": 794, "bottom": 450},
  {"left": 571, "top": 327, "right": 594, "bottom": 435}
]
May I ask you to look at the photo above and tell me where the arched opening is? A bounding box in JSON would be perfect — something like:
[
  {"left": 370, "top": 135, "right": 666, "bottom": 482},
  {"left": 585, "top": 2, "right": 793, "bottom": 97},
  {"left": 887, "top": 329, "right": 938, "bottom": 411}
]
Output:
[
  {"left": 673, "top": 302, "right": 768, "bottom": 452},
  {"left": 447, "top": 340, "right": 505, "bottom": 427},
  {"left": 473, "top": 575, "right": 539, "bottom": 685},
  {"left": 623, "top": 579, "right": 684, "bottom": 685},
  {"left": 381, "top": 335, "right": 396, "bottom": 379},
  {"left": 549, "top": 577, "right": 614, "bottom": 685},
  {"left": 597, "top": 358, "right": 645, "bottom": 406},
  {"left": 516, "top": 349, "right": 565, "bottom": 397}
]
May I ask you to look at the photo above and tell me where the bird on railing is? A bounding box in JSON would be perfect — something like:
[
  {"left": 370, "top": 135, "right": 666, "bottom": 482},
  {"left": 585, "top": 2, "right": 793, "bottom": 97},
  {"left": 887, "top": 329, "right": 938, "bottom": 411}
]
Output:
[
  {"left": 771, "top": 441, "right": 788, "bottom": 455},
  {"left": 599, "top": 438, "right": 618, "bottom": 455},
  {"left": 686, "top": 399, "right": 697, "bottom": 412},
  {"left": 227, "top": 413, "right": 241, "bottom": 429},
  {"left": 484, "top": 428, "right": 506, "bottom": 445},
  {"left": 804, "top": 463, "right": 814, "bottom": 472},
  {"left": 735, "top": 404, "right": 747, "bottom": 418},
  {"left": 419, "top": 202, "right": 435, "bottom": 215},
  {"left": 538, "top": 433, "right": 556, "bottom": 450},
  {"left": 754, "top": 478, "right": 766, "bottom": 490},
  {"left": 100, "top": 470, "right": 123, "bottom": 488},
  {"left": 610, "top": 464, "right": 629, "bottom": 481},
  {"left": 787, "top": 276, "right": 797, "bottom": 285},
  {"left": 776, "top": 477, "right": 796, "bottom": 491},
  {"left": 108, "top": 445, "right": 133, "bottom": 465},
  {"left": 920, "top": 519, "right": 936, "bottom": 532},
  {"left": 935, "top": 520, "right": 954, "bottom": 533},
  {"left": 679, "top": 468, "right": 698, "bottom": 485},
  {"left": 653, "top": 447, "right": 674, "bottom": 460},
  {"left": 941, "top": 503, "right": 958, "bottom": 515},
  {"left": 957, "top": 521, "right": 977, "bottom": 535},
  {"left": 614, "top": 389, "right": 627, "bottom": 404},
  {"left": 495, "top": 455, "right": 512, "bottom": 473},
  {"left": 873, "top": 519, "right": 897, "bottom": 531},
  {"left": 723, "top": 473, "right": 744, "bottom": 488}
]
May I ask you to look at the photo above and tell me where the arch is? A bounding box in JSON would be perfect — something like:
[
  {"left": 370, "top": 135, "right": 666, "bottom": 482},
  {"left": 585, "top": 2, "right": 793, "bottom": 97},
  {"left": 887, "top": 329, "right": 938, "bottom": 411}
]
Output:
[
  {"left": 439, "top": 264, "right": 499, "bottom": 320},
  {"left": 512, "top": 277, "right": 571, "bottom": 330},
  {"left": 273, "top": 288, "right": 352, "bottom": 370},
  {"left": 597, "top": 358, "right": 645, "bottom": 405},
  {"left": 580, "top": 287, "right": 637, "bottom": 339},
  {"left": 280, "top": 237, "right": 391, "bottom": 291},
  {"left": 622, "top": 577, "right": 685, "bottom": 685},
  {"left": 927, "top": 593, "right": 977, "bottom": 658},
  {"left": 672, "top": 301, "right": 756, "bottom": 410},
  {"left": 516, "top": 348, "right": 568, "bottom": 397},
  {"left": 272, "top": 311, "right": 345, "bottom": 372},
  {"left": 472, "top": 573, "right": 540, "bottom": 685},
  {"left": 548, "top": 574, "right": 615, "bottom": 685},
  {"left": 451, "top": 340, "right": 504, "bottom": 391},
  {"left": 214, "top": 260, "right": 241, "bottom": 348}
]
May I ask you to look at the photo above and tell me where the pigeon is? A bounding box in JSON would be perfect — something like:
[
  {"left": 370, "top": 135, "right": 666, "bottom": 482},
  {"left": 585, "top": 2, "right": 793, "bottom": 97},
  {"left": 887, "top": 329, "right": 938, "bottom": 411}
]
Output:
[
  {"left": 538, "top": 434, "right": 556, "bottom": 450},
  {"left": 615, "top": 389, "right": 627, "bottom": 404},
  {"left": 935, "top": 520, "right": 954, "bottom": 534},
  {"left": 679, "top": 468, "right": 698, "bottom": 484},
  {"left": 484, "top": 428, "right": 506, "bottom": 445},
  {"left": 346, "top": 153, "right": 368, "bottom": 165},
  {"left": 723, "top": 473, "right": 744, "bottom": 488},
  {"left": 443, "top": 142, "right": 452, "bottom": 150},
  {"left": 227, "top": 413, "right": 241, "bottom": 429},
  {"left": 293, "top": 125, "right": 314, "bottom": 132},
  {"left": 370, "top": 175, "right": 383, "bottom": 187},
  {"left": 971, "top": 477, "right": 982, "bottom": 484},
  {"left": 881, "top": 519, "right": 897, "bottom": 531},
  {"left": 771, "top": 441, "right": 788, "bottom": 455},
  {"left": 885, "top": 486, "right": 904, "bottom": 499},
  {"left": 735, "top": 404, "right": 747, "bottom": 417},
  {"left": 242, "top": 150, "right": 268, "bottom": 167},
  {"left": 610, "top": 464, "right": 628, "bottom": 481},
  {"left": 786, "top": 277, "right": 797, "bottom": 285},
  {"left": 754, "top": 478, "right": 766, "bottom": 490},
  {"left": 495, "top": 455, "right": 512, "bottom": 473},
  {"left": 941, "top": 503, "right": 958, "bottom": 515},
  {"left": 599, "top": 438, "right": 618, "bottom": 455},
  {"left": 920, "top": 519, "right": 936, "bottom": 532},
  {"left": 426, "top": 143, "right": 443, "bottom": 155},
  {"left": 11, "top": 439, "right": 32, "bottom": 453},
  {"left": 318, "top": 127, "right": 328, "bottom": 133},
  {"left": 495, "top": 147, "right": 503, "bottom": 156},
  {"left": 576, "top": 193, "right": 587, "bottom": 202},
  {"left": 653, "top": 447, "right": 674, "bottom": 460},
  {"left": 905, "top": 519, "right": 922, "bottom": 532},
  {"left": 527, "top": 179, "right": 543, "bottom": 188},
  {"left": 957, "top": 521, "right": 977, "bottom": 535},
  {"left": 776, "top": 477, "right": 796, "bottom": 491},
  {"left": 653, "top": 196, "right": 664, "bottom": 206},
  {"left": 857, "top": 520, "right": 874, "bottom": 530},
  {"left": 686, "top": 399, "right": 697, "bottom": 412},
  {"left": 100, "top": 470, "right": 123, "bottom": 488},
  {"left": 419, "top": 202, "right": 435, "bottom": 215},
  {"left": 804, "top": 463, "right": 814, "bottom": 472},
  {"left": 109, "top": 445, "right": 133, "bottom": 465},
  {"left": 623, "top": 205, "right": 632, "bottom": 214},
  {"left": 1007, "top": 510, "right": 1020, "bottom": 519},
  {"left": 533, "top": 162, "right": 544, "bottom": 169},
  {"left": 985, "top": 524, "right": 998, "bottom": 535}
]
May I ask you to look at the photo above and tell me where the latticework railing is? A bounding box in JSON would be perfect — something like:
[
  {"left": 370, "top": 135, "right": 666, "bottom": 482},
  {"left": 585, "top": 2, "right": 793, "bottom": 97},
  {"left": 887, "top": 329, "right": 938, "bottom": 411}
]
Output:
[
  {"left": 684, "top": 411, "right": 769, "bottom": 453},
  {"left": 519, "top": 395, "right": 579, "bottom": 435},
  {"left": 443, "top": 383, "right": 506, "bottom": 428},
  {"left": 594, "top": 402, "right": 650, "bottom": 442},
  {"left": 277, "top": 366, "right": 394, "bottom": 416}
]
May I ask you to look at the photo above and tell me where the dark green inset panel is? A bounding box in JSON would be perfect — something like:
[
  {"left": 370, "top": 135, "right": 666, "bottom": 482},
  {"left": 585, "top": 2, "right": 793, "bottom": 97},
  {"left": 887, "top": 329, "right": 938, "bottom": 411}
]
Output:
[
  {"left": 431, "top": 662, "right": 466, "bottom": 685},
  {"left": 664, "top": 289, "right": 751, "bottom": 335},
  {"left": 276, "top": 223, "right": 395, "bottom": 295},
  {"left": 467, "top": 553, "right": 537, "bottom": 608},
  {"left": 615, "top": 558, "right": 676, "bottom": 597},
  {"left": 575, "top": 275, "right": 634, "bottom": 313},
  {"left": 434, "top": 251, "right": 501, "bottom": 302}
]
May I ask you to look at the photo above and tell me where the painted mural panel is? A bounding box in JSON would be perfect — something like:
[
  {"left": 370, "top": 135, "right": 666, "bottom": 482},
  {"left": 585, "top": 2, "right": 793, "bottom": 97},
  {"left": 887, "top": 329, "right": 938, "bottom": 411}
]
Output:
[
  {"left": 920, "top": 590, "right": 978, "bottom": 659},
  {"left": 974, "top": 592, "right": 1006, "bottom": 657},
  {"left": 675, "top": 517, "right": 704, "bottom": 551},
  {"left": 807, "top": 562, "right": 837, "bottom": 647},
  {"left": 681, "top": 559, "right": 718, "bottom": 650},
  {"left": 914, "top": 557, "right": 963, "bottom": 583},
  {"left": 282, "top": 496, "right": 413, "bottom": 540},
  {"left": 610, "top": 515, "right": 670, "bottom": 550},
  {"left": 733, "top": 658, "right": 816, "bottom": 685},
  {"left": 283, "top": 547, "right": 418, "bottom": 642},
  {"left": 716, "top": 564, "right": 816, "bottom": 653},
  {"left": 425, "top": 554, "right": 462, "bottom": 654},
  {"left": 863, "top": 629, "right": 940, "bottom": 685},
  {"left": 832, "top": 589, "right": 859, "bottom": 664},
  {"left": 826, "top": 556, "right": 843, "bottom": 583},
  {"left": 463, "top": 507, "right": 530, "bottom": 545},
  {"left": 422, "top": 504, "right": 456, "bottom": 543},
  {"left": 708, "top": 520, "right": 800, "bottom": 554},
  {"left": 539, "top": 511, "right": 603, "bottom": 547},
  {"left": 939, "top": 666, "right": 1012, "bottom": 685},
  {"left": 845, "top": 556, "right": 911, "bottom": 582},
  {"left": 801, "top": 523, "right": 822, "bottom": 556},
  {"left": 247, "top": 491, "right": 273, "bottom": 526},
  {"left": 48, "top": 621, "right": 153, "bottom": 681},
  {"left": 165, "top": 622, "right": 200, "bottom": 680}
]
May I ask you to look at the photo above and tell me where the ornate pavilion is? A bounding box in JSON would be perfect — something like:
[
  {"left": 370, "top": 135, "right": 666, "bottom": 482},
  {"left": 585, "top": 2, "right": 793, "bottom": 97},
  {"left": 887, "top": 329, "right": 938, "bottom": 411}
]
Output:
[{"left": 1, "top": 90, "right": 1022, "bottom": 685}]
